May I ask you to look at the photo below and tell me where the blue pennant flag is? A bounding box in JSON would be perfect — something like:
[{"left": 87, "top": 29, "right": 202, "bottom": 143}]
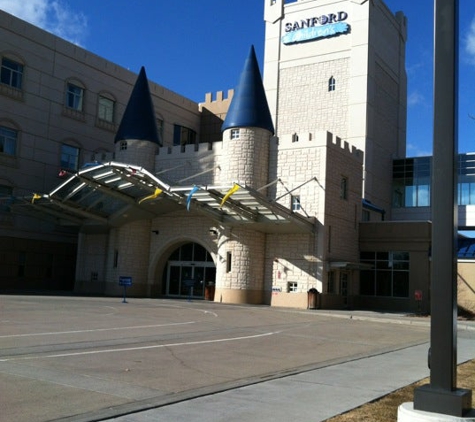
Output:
[{"left": 186, "top": 186, "right": 200, "bottom": 211}]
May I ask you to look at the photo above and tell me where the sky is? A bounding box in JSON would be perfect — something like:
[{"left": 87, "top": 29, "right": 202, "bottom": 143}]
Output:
[{"left": 1, "top": 0, "right": 475, "bottom": 157}]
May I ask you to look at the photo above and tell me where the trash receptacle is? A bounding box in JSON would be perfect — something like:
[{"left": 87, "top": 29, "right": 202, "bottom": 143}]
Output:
[
  {"left": 205, "top": 282, "right": 215, "bottom": 301},
  {"left": 307, "top": 288, "right": 318, "bottom": 310}
]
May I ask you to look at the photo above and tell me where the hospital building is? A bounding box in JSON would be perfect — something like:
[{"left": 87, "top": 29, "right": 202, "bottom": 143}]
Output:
[{"left": 1, "top": 0, "right": 474, "bottom": 314}]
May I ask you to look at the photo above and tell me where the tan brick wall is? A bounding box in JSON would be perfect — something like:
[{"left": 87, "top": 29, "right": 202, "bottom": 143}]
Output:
[{"left": 277, "top": 59, "right": 349, "bottom": 138}]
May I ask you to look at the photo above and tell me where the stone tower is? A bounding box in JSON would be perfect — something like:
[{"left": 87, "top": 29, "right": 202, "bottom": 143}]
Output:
[
  {"left": 105, "top": 67, "right": 160, "bottom": 296},
  {"left": 114, "top": 66, "right": 160, "bottom": 169},
  {"left": 215, "top": 46, "right": 275, "bottom": 304}
]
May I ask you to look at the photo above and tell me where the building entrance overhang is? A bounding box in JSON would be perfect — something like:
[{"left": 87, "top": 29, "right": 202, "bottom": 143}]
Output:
[{"left": 13, "top": 161, "right": 315, "bottom": 234}]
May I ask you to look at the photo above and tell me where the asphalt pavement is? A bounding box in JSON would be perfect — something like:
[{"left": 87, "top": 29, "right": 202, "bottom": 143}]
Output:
[
  {"left": 104, "top": 312, "right": 475, "bottom": 422},
  {"left": 2, "top": 297, "right": 475, "bottom": 422}
]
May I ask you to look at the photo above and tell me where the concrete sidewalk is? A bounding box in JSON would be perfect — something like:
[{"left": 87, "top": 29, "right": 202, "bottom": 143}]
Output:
[{"left": 104, "top": 316, "right": 475, "bottom": 422}]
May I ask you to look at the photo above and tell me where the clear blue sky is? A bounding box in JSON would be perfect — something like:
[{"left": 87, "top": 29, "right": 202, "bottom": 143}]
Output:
[{"left": 1, "top": 0, "right": 475, "bottom": 157}]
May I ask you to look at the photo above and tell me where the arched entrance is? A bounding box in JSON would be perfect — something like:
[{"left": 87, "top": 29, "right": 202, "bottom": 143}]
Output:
[{"left": 164, "top": 242, "right": 216, "bottom": 299}]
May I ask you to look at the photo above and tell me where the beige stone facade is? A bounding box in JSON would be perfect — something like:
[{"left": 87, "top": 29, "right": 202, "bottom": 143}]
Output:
[{"left": 1, "top": 2, "right": 472, "bottom": 313}]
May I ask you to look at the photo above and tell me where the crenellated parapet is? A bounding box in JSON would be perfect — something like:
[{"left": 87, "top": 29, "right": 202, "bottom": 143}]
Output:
[
  {"left": 199, "top": 90, "right": 234, "bottom": 116},
  {"left": 271, "top": 130, "right": 363, "bottom": 162}
]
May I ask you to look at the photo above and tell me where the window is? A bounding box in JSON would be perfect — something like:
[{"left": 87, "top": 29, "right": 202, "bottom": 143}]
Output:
[
  {"left": 458, "top": 154, "right": 475, "bottom": 205},
  {"left": 120, "top": 141, "right": 127, "bottom": 151},
  {"left": 98, "top": 95, "right": 115, "bottom": 122},
  {"left": 156, "top": 118, "right": 164, "bottom": 145},
  {"left": 60, "top": 144, "right": 79, "bottom": 171},
  {"left": 392, "top": 157, "right": 431, "bottom": 207},
  {"left": 1, "top": 58, "right": 23, "bottom": 89},
  {"left": 230, "top": 129, "right": 240, "bottom": 140},
  {"left": 291, "top": 195, "right": 301, "bottom": 211},
  {"left": 340, "top": 177, "right": 348, "bottom": 200},
  {"left": 362, "top": 209, "right": 370, "bottom": 221},
  {"left": 66, "top": 82, "right": 84, "bottom": 111},
  {"left": 329, "top": 76, "right": 336, "bottom": 92},
  {"left": 0, "top": 184, "right": 13, "bottom": 212},
  {"left": 18, "top": 251, "right": 26, "bottom": 277},
  {"left": 226, "top": 252, "right": 232, "bottom": 273},
  {"left": 288, "top": 282, "right": 298, "bottom": 292},
  {"left": 327, "top": 272, "right": 335, "bottom": 293},
  {"left": 0, "top": 126, "right": 17, "bottom": 155},
  {"left": 173, "top": 124, "right": 197, "bottom": 150},
  {"left": 359, "top": 251, "right": 410, "bottom": 298}
]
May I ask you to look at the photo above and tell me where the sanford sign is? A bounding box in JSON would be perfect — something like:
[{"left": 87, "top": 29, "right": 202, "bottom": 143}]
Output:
[{"left": 282, "top": 11, "right": 350, "bottom": 45}]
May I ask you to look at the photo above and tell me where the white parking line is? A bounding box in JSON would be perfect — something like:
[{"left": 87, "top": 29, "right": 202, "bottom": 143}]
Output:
[
  {"left": 0, "top": 321, "right": 196, "bottom": 339},
  {"left": 0, "top": 331, "right": 279, "bottom": 362}
]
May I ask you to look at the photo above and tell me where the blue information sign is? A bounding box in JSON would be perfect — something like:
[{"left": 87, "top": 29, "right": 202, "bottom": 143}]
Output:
[{"left": 119, "top": 276, "right": 132, "bottom": 286}]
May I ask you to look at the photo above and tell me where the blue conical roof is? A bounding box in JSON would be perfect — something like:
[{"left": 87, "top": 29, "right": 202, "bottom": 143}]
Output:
[
  {"left": 114, "top": 67, "right": 160, "bottom": 145},
  {"left": 222, "top": 46, "right": 274, "bottom": 134}
]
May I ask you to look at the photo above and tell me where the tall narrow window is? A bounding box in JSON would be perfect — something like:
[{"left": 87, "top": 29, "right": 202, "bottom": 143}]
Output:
[
  {"left": 61, "top": 144, "right": 80, "bottom": 171},
  {"left": 226, "top": 252, "right": 232, "bottom": 273},
  {"left": 114, "top": 250, "right": 119, "bottom": 268},
  {"left": 328, "top": 76, "right": 336, "bottom": 92},
  {"left": 291, "top": 195, "right": 301, "bottom": 211},
  {"left": 66, "top": 83, "right": 84, "bottom": 111},
  {"left": 1, "top": 58, "right": 23, "bottom": 89},
  {"left": 340, "top": 176, "right": 348, "bottom": 200},
  {"left": 173, "top": 124, "right": 197, "bottom": 147},
  {"left": 18, "top": 251, "right": 26, "bottom": 277},
  {"left": 156, "top": 118, "right": 164, "bottom": 145},
  {"left": 0, "top": 126, "right": 17, "bottom": 156},
  {"left": 98, "top": 95, "right": 115, "bottom": 122},
  {"left": 0, "top": 185, "right": 13, "bottom": 212}
]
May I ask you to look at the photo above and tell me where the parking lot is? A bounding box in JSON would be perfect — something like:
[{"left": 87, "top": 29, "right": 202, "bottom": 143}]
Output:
[{"left": 0, "top": 295, "right": 432, "bottom": 422}]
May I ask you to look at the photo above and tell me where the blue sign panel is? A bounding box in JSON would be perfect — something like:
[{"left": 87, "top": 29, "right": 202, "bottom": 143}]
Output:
[
  {"left": 282, "top": 22, "right": 350, "bottom": 45},
  {"left": 182, "top": 279, "right": 196, "bottom": 288},
  {"left": 119, "top": 276, "right": 132, "bottom": 286}
]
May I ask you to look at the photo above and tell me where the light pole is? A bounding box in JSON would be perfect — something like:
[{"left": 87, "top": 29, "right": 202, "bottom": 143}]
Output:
[{"left": 413, "top": 0, "right": 472, "bottom": 416}]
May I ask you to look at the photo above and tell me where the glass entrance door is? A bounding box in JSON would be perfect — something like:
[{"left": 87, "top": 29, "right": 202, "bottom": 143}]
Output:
[
  {"left": 167, "top": 264, "right": 211, "bottom": 298},
  {"left": 164, "top": 243, "right": 216, "bottom": 299}
]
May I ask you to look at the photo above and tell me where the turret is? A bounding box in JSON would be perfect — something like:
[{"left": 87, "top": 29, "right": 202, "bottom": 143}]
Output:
[
  {"left": 221, "top": 45, "right": 274, "bottom": 189},
  {"left": 114, "top": 66, "right": 159, "bottom": 169}
]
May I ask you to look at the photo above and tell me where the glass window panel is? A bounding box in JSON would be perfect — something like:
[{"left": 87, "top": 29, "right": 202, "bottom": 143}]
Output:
[
  {"left": 360, "top": 271, "right": 375, "bottom": 295},
  {"left": 0, "top": 126, "right": 17, "bottom": 155},
  {"left": 181, "top": 243, "right": 193, "bottom": 261},
  {"left": 376, "top": 271, "right": 392, "bottom": 296},
  {"left": 98, "top": 96, "right": 114, "bottom": 122},
  {"left": 1, "top": 58, "right": 23, "bottom": 88},
  {"left": 417, "top": 185, "right": 430, "bottom": 206},
  {"left": 194, "top": 243, "right": 206, "bottom": 262},
  {"left": 405, "top": 185, "right": 416, "bottom": 207},
  {"left": 60, "top": 144, "right": 79, "bottom": 171},
  {"left": 392, "top": 251, "right": 409, "bottom": 261},
  {"left": 393, "top": 272, "right": 409, "bottom": 297},
  {"left": 66, "top": 83, "right": 84, "bottom": 110}
]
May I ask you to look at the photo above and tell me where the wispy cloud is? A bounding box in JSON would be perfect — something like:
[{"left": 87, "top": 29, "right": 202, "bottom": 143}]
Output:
[
  {"left": 0, "top": 0, "right": 87, "bottom": 46},
  {"left": 406, "top": 142, "right": 432, "bottom": 157},
  {"left": 407, "top": 91, "right": 425, "bottom": 108},
  {"left": 464, "top": 16, "right": 475, "bottom": 66}
]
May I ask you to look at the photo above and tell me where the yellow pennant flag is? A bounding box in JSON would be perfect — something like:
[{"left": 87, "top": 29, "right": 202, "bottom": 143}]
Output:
[
  {"left": 139, "top": 187, "right": 162, "bottom": 204},
  {"left": 220, "top": 184, "right": 240, "bottom": 208},
  {"left": 31, "top": 193, "right": 42, "bottom": 204}
]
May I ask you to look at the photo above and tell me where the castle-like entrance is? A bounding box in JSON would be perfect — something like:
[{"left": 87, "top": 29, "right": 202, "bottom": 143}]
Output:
[{"left": 165, "top": 242, "right": 216, "bottom": 299}]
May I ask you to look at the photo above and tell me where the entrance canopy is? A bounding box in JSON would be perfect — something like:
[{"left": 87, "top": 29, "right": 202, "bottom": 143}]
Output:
[{"left": 18, "top": 162, "right": 315, "bottom": 234}]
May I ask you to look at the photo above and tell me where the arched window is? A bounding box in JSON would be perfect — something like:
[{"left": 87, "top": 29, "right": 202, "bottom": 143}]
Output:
[{"left": 328, "top": 76, "right": 336, "bottom": 92}]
